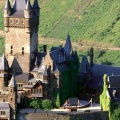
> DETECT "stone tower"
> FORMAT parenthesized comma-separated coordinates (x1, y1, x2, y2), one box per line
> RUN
(4, 0, 40, 73)
(0, 54, 9, 91)
(8, 75, 17, 120)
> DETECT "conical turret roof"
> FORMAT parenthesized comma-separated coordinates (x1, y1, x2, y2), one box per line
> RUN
(0, 54, 9, 71)
(33, 0, 40, 9)
(64, 34, 72, 57)
(4, 0, 11, 10)
(43, 66, 48, 76)
(26, 0, 32, 10)
(8, 75, 17, 87)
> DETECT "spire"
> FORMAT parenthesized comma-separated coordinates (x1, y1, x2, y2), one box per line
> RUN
(0, 53, 9, 71)
(64, 34, 72, 57)
(26, 0, 32, 10)
(4, 0, 11, 10)
(33, 0, 40, 9)
(8, 75, 17, 87)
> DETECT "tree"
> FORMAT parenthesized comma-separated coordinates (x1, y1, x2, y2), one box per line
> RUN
(30, 99, 42, 109)
(111, 108, 120, 120)
(42, 99, 53, 110)
(55, 92, 60, 108)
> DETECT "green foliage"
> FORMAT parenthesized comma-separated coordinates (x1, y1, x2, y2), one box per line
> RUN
(42, 99, 53, 110)
(0, 37, 4, 56)
(53, 90, 60, 108)
(111, 108, 120, 120)
(78, 49, 120, 67)
(30, 99, 42, 109)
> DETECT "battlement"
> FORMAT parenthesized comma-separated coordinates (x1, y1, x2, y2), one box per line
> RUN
(4, 0, 40, 31)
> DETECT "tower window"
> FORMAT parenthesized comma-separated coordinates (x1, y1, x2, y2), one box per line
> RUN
(22, 47, 24, 54)
(21, 20, 24, 24)
(11, 98, 12, 101)
(16, 19, 19, 24)
(11, 89, 13, 93)
(10, 46, 13, 54)
(10, 19, 13, 24)
(11, 45, 13, 49)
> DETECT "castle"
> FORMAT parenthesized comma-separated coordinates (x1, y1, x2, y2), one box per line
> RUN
(0, 0, 79, 119)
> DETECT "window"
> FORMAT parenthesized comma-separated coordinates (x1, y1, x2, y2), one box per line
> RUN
(11, 98, 13, 101)
(22, 47, 24, 54)
(10, 45, 13, 54)
(21, 20, 24, 24)
(39, 89, 42, 94)
(10, 19, 13, 24)
(3, 99, 5, 102)
(11, 89, 13, 93)
(16, 19, 19, 24)
(1, 111, 5, 115)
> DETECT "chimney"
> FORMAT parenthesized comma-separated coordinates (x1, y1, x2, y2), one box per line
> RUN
(90, 47, 94, 67)
(43, 45, 47, 53)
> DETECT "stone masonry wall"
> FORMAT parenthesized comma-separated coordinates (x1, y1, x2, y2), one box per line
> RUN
(26, 111, 109, 120)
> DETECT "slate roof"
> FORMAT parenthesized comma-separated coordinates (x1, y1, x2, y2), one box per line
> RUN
(68, 98, 78, 106)
(86, 64, 120, 89)
(26, 0, 32, 10)
(4, 0, 11, 10)
(33, 0, 40, 9)
(8, 75, 17, 87)
(28, 78, 37, 83)
(15, 73, 30, 83)
(13, 0, 27, 12)
(109, 75, 120, 88)
(107, 88, 120, 100)
(64, 34, 72, 58)
(79, 55, 90, 74)
(0, 54, 9, 70)
(0, 102, 10, 109)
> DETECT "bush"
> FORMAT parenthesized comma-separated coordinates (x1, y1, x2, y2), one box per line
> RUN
(42, 99, 53, 110)
(111, 108, 120, 120)
(30, 99, 42, 109)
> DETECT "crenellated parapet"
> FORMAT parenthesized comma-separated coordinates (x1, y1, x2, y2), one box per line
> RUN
(4, 0, 40, 33)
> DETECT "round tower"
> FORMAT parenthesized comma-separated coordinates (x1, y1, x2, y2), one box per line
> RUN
(8, 75, 17, 120)
(0, 54, 9, 91)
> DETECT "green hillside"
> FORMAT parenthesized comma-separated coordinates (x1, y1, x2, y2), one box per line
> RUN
(40, 0, 120, 46)
(0, 0, 120, 46)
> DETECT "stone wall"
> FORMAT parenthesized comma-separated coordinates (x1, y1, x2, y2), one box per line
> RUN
(25, 111, 109, 120)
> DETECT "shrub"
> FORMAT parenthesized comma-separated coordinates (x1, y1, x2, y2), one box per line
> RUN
(30, 99, 42, 109)
(111, 108, 120, 120)
(42, 99, 53, 110)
